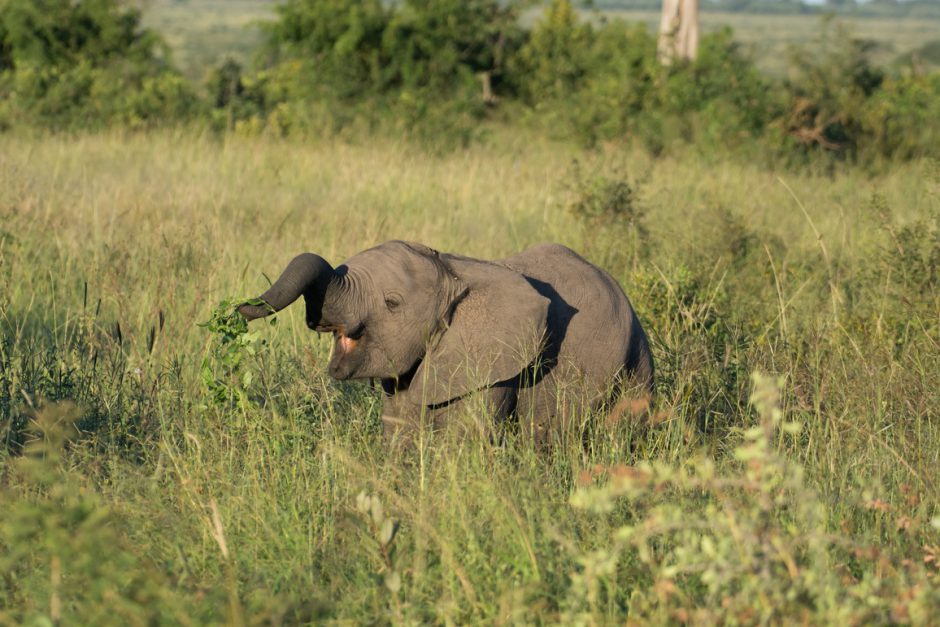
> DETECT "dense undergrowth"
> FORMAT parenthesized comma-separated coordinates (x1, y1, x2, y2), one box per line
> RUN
(1, 0, 939, 167)
(0, 132, 937, 623)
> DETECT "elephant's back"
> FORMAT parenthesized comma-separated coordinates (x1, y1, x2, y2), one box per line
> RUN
(502, 243, 653, 393)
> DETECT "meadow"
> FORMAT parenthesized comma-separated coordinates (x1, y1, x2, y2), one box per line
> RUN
(1, 128, 938, 623)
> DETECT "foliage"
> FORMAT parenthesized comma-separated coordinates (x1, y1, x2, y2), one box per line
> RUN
(509, 13, 777, 154)
(659, 27, 779, 151)
(207, 0, 525, 145)
(1, 1, 939, 166)
(263, 0, 389, 98)
(511, 13, 661, 145)
(198, 297, 271, 410)
(565, 163, 649, 273)
(860, 73, 940, 162)
(383, 0, 523, 94)
(569, 374, 940, 623)
(510, 0, 595, 104)
(777, 18, 884, 160)
(0, 0, 197, 129)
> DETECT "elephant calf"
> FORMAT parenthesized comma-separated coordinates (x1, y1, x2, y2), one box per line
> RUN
(239, 241, 653, 442)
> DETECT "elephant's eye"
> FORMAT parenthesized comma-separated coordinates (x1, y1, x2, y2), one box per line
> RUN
(384, 294, 403, 311)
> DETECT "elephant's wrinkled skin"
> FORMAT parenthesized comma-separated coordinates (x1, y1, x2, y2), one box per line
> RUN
(239, 241, 653, 442)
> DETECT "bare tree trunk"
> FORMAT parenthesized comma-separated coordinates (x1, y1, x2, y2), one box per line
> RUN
(658, 0, 699, 65)
(677, 0, 699, 62)
(479, 71, 497, 105)
(657, 0, 680, 65)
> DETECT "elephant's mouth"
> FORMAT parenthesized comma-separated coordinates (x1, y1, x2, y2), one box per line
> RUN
(337, 334, 358, 352)
(328, 323, 366, 380)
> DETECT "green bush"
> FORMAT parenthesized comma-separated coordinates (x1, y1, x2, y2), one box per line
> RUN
(658, 27, 778, 152)
(776, 18, 885, 161)
(2, 0, 939, 170)
(512, 13, 938, 164)
(509, 0, 595, 104)
(569, 374, 940, 624)
(219, 0, 523, 145)
(383, 0, 523, 97)
(509, 7, 774, 153)
(0, 0, 197, 129)
(861, 73, 940, 161)
(263, 0, 390, 98)
(512, 14, 660, 146)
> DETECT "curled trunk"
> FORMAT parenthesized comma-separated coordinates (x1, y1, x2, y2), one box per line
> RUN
(238, 253, 338, 330)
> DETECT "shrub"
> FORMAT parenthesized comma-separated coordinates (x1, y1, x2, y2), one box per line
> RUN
(776, 18, 885, 161)
(568, 374, 940, 623)
(860, 73, 940, 161)
(383, 0, 524, 98)
(262, 0, 390, 98)
(510, 12, 774, 153)
(510, 0, 596, 104)
(527, 17, 661, 146)
(0, 0, 197, 129)
(237, 0, 523, 144)
(657, 27, 778, 153)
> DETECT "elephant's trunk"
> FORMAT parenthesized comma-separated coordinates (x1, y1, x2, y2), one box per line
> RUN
(238, 253, 337, 330)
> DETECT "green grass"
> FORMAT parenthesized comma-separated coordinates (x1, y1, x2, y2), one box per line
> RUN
(0, 129, 937, 622)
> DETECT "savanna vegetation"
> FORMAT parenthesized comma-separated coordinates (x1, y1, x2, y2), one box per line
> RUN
(1, 0, 939, 624)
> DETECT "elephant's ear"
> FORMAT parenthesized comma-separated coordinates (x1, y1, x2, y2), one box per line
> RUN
(411, 257, 550, 407)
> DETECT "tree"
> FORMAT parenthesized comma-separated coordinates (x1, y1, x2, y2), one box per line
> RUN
(512, 0, 594, 103)
(657, 0, 699, 65)
(383, 0, 523, 102)
(263, 0, 390, 97)
(0, 0, 195, 129)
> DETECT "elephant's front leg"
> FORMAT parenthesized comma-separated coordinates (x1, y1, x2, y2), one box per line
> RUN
(379, 383, 517, 445)
(427, 385, 517, 442)
(379, 384, 423, 445)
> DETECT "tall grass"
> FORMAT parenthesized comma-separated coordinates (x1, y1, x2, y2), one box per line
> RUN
(1, 130, 938, 623)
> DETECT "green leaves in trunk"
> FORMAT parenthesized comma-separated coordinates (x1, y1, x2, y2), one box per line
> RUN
(198, 298, 273, 410)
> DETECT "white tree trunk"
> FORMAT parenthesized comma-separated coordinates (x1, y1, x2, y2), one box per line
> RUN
(658, 0, 699, 65)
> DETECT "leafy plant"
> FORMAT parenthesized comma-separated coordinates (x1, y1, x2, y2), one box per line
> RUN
(566, 163, 650, 273)
(510, 0, 594, 104)
(568, 373, 940, 623)
(0, 0, 197, 129)
(198, 298, 272, 409)
(263, 0, 390, 98)
(777, 18, 885, 160)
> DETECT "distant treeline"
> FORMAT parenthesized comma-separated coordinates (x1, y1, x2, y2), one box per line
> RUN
(1, 0, 939, 167)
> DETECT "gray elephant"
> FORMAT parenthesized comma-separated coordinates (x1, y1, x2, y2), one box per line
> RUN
(239, 241, 653, 443)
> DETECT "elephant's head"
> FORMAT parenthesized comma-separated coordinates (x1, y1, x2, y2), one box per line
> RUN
(239, 241, 549, 404)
